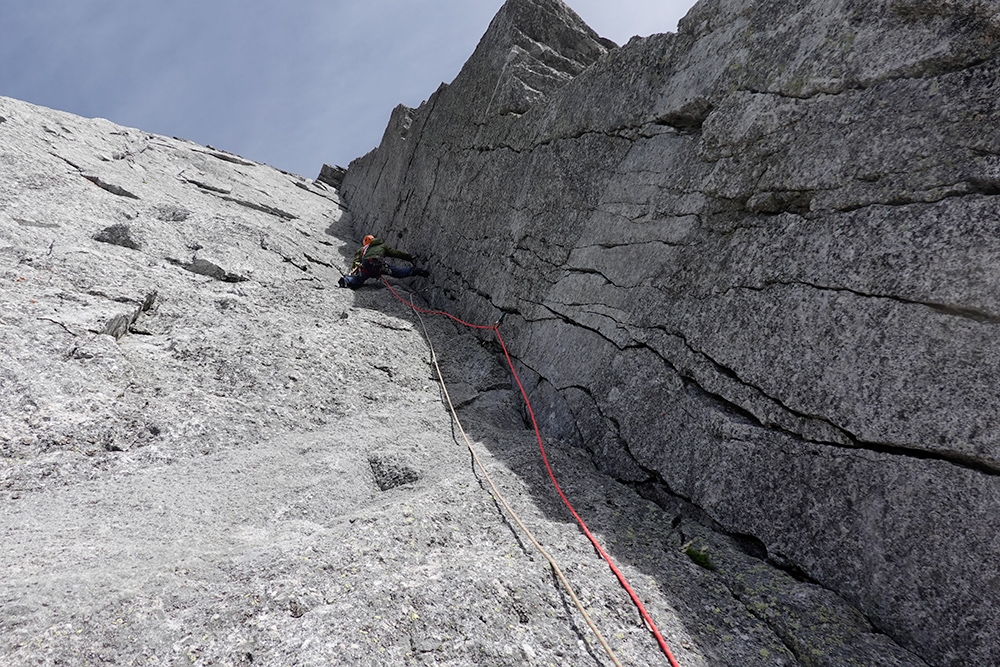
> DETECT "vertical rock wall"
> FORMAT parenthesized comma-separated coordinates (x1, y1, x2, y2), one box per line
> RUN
(341, 0, 1000, 664)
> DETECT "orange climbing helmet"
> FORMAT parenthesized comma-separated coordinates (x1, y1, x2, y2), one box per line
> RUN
(363, 234, 375, 245)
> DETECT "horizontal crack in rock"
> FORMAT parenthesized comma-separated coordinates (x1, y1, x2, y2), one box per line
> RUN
(183, 177, 231, 194)
(82, 174, 139, 199)
(49, 152, 82, 171)
(535, 300, 1000, 475)
(659, 325, 1000, 476)
(739, 54, 997, 101)
(218, 195, 297, 220)
(465, 122, 656, 155)
(834, 182, 1000, 213)
(730, 279, 1000, 325)
(194, 147, 256, 166)
(303, 253, 333, 268)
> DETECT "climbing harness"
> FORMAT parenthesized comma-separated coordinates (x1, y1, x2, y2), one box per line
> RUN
(381, 277, 682, 667)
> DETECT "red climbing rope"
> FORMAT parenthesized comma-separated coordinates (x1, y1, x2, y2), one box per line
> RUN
(381, 278, 682, 667)
(380, 286, 499, 331)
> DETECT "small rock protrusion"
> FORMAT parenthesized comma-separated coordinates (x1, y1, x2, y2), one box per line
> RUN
(656, 97, 715, 133)
(288, 598, 308, 618)
(93, 223, 141, 250)
(166, 257, 247, 283)
(316, 164, 347, 189)
(368, 454, 420, 491)
(99, 291, 157, 340)
(154, 205, 191, 222)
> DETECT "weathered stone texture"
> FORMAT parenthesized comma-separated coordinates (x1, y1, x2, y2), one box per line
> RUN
(11, 90, 930, 667)
(5, 94, 720, 667)
(341, 0, 1000, 664)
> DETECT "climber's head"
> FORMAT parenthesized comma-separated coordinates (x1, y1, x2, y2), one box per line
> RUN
(363, 234, 375, 246)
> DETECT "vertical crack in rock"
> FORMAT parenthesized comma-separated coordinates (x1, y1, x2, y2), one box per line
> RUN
(555, 381, 652, 481)
(633, 477, 927, 666)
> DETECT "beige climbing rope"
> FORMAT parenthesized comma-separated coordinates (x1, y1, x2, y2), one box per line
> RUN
(403, 293, 625, 667)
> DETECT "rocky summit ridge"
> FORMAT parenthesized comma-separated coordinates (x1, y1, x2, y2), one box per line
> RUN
(342, 0, 1000, 665)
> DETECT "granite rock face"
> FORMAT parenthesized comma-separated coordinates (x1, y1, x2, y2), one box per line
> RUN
(1, 95, 686, 667)
(341, 0, 1000, 664)
(3, 95, 932, 666)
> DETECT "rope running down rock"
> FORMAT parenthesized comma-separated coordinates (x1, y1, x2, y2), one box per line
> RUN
(382, 277, 681, 667)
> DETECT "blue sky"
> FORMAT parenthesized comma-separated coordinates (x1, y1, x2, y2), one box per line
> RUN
(0, 1, 698, 178)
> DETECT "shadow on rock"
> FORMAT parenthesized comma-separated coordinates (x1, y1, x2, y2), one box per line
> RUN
(350, 279, 929, 667)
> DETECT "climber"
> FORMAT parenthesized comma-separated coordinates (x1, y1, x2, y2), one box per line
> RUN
(338, 234, 428, 289)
